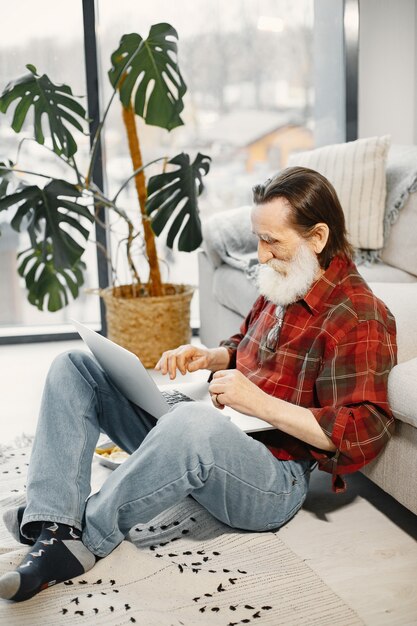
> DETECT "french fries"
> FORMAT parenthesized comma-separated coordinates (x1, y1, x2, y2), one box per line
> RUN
(95, 446, 115, 455)
(95, 444, 129, 462)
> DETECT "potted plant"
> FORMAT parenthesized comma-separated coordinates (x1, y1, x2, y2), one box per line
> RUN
(0, 23, 211, 366)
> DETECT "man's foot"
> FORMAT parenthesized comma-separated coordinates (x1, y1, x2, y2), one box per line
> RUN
(0, 522, 97, 602)
(3, 505, 37, 546)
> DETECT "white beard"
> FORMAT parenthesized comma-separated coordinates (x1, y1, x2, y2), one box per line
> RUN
(256, 241, 321, 306)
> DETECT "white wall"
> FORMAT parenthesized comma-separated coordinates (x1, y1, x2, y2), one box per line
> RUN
(359, 0, 417, 144)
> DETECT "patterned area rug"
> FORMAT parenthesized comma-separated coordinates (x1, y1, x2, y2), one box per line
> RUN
(0, 438, 363, 625)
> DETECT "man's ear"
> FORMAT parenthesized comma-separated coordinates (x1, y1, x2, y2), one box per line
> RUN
(310, 223, 330, 254)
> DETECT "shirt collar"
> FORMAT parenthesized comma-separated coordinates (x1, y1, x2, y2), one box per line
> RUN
(301, 255, 351, 315)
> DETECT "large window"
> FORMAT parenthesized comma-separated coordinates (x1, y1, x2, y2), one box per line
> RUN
(0, 1, 100, 337)
(0, 0, 350, 339)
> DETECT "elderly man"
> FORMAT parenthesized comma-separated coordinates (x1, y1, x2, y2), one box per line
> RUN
(0, 167, 396, 602)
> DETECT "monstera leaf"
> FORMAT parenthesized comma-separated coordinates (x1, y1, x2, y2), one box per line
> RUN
(146, 153, 211, 252)
(0, 178, 93, 310)
(0, 178, 93, 267)
(108, 24, 187, 131)
(0, 64, 87, 158)
(17, 243, 86, 312)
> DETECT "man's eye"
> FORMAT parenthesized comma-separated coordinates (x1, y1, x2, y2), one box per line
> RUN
(257, 235, 279, 244)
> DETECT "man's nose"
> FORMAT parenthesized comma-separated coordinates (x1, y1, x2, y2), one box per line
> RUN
(257, 240, 274, 264)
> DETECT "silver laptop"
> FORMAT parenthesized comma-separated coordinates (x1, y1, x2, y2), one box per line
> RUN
(72, 319, 274, 434)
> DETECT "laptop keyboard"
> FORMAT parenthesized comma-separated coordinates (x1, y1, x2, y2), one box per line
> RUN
(161, 389, 194, 406)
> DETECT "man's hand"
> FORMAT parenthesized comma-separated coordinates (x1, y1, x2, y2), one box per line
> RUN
(209, 370, 337, 452)
(208, 369, 267, 415)
(155, 345, 230, 380)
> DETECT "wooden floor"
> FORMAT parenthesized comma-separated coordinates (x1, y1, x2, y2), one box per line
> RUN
(283, 472, 417, 625)
(1, 339, 416, 625)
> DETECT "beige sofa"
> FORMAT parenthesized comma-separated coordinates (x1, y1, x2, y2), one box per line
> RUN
(198, 143, 417, 516)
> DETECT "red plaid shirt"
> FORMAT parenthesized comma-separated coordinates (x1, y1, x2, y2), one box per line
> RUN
(219, 255, 397, 492)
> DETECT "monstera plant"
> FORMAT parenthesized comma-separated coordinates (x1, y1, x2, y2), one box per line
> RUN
(0, 24, 210, 365)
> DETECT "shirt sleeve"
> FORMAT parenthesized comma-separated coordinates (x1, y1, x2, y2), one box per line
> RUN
(218, 295, 266, 368)
(309, 318, 397, 488)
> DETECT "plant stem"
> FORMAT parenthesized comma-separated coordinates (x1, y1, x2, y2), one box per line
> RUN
(92, 189, 142, 285)
(85, 44, 145, 188)
(120, 84, 163, 297)
(0, 166, 52, 181)
(70, 155, 83, 187)
(112, 157, 165, 204)
(85, 87, 118, 187)
(126, 221, 141, 286)
(91, 188, 131, 223)
(14, 137, 84, 186)
(91, 238, 119, 286)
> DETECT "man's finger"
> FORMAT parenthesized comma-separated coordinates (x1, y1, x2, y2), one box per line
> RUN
(156, 355, 168, 374)
(167, 355, 178, 379)
(175, 348, 195, 375)
(211, 392, 225, 409)
(161, 355, 171, 375)
(211, 369, 229, 379)
(208, 382, 226, 397)
(187, 356, 205, 372)
(176, 354, 188, 375)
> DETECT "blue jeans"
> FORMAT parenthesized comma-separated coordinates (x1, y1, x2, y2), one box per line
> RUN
(21, 351, 313, 557)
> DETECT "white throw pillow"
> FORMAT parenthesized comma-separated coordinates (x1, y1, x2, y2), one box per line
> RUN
(287, 136, 391, 250)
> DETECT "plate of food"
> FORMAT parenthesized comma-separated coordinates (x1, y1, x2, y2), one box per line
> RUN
(94, 440, 130, 469)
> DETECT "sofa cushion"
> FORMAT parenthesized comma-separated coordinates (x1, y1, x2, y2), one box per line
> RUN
(387, 358, 417, 428)
(288, 135, 390, 251)
(213, 264, 258, 319)
(380, 144, 417, 278)
(369, 282, 417, 364)
(382, 191, 417, 278)
(202, 205, 257, 271)
(358, 262, 417, 284)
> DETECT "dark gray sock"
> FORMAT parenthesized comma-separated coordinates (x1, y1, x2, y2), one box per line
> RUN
(0, 522, 97, 602)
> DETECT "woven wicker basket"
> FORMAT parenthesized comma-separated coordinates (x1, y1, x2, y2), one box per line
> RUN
(100, 283, 194, 368)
